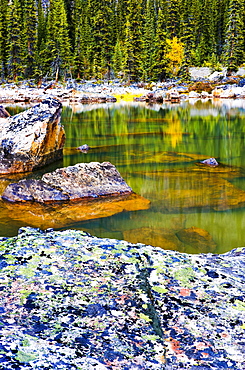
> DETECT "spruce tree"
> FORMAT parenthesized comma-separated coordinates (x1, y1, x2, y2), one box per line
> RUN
(223, 0, 244, 72)
(124, 0, 143, 81)
(141, 0, 156, 81)
(179, 0, 195, 80)
(23, 0, 38, 79)
(7, 0, 25, 81)
(112, 39, 124, 78)
(74, 0, 94, 79)
(152, 2, 168, 81)
(44, 0, 72, 80)
(196, 0, 216, 64)
(0, 0, 9, 80)
(89, 0, 115, 79)
(167, 0, 180, 38)
(214, 0, 226, 58)
(114, 0, 127, 42)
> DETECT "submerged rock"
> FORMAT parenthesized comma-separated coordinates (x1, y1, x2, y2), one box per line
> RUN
(2, 162, 133, 202)
(0, 98, 65, 174)
(135, 152, 245, 212)
(176, 226, 217, 252)
(123, 226, 185, 251)
(0, 227, 244, 369)
(3, 193, 150, 228)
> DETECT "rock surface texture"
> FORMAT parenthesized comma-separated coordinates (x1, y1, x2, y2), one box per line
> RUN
(0, 105, 10, 118)
(0, 98, 65, 174)
(0, 227, 244, 369)
(2, 162, 133, 202)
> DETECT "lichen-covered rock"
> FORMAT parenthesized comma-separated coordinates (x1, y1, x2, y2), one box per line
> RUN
(0, 98, 65, 174)
(0, 227, 244, 369)
(2, 179, 69, 202)
(2, 162, 133, 202)
(176, 226, 217, 252)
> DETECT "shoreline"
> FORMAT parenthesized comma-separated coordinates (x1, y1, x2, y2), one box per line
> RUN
(1, 75, 245, 106)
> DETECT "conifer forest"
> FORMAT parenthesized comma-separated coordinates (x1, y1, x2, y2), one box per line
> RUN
(0, 0, 244, 83)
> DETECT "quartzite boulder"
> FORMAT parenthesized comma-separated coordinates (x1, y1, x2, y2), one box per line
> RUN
(0, 98, 65, 174)
(2, 162, 133, 202)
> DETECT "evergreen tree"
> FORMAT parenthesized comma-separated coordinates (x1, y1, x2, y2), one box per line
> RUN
(114, 0, 127, 42)
(141, 0, 156, 81)
(23, 0, 38, 78)
(63, 0, 76, 49)
(167, 0, 180, 38)
(179, 0, 196, 80)
(0, 0, 9, 80)
(35, 0, 48, 83)
(124, 0, 143, 81)
(89, 0, 115, 79)
(223, 0, 244, 71)
(215, 0, 227, 58)
(152, 2, 168, 81)
(112, 39, 124, 78)
(74, 0, 94, 79)
(196, 0, 216, 64)
(7, 0, 25, 81)
(44, 0, 72, 79)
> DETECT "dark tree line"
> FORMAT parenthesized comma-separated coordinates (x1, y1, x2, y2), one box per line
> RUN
(0, 0, 244, 83)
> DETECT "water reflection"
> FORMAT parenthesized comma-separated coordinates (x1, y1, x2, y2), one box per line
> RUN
(1, 100, 245, 254)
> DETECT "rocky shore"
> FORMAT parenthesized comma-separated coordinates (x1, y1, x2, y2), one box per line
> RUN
(1, 67, 245, 105)
(0, 227, 244, 369)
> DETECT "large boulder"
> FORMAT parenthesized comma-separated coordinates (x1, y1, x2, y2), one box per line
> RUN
(0, 98, 65, 174)
(2, 162, 133, 202)
(0, 227, 244, 369)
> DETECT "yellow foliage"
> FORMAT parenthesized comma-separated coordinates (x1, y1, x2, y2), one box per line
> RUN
(165, 37, 184, 77)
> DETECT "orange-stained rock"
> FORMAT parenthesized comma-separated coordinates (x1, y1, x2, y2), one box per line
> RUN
(123, 227, 185, 251)
(3, 193, 150, 229)
(0, 98, 65, 174)
(176, 226, 217, 252)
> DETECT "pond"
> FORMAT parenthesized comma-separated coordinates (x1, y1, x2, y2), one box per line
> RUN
(1, 99, 245, 254)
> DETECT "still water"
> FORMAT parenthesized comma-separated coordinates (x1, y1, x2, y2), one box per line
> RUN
(1, 99, 245, 254)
